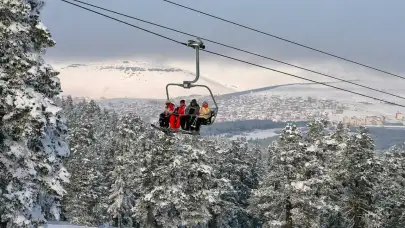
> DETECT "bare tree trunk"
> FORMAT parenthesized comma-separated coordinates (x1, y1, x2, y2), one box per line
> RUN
(146, 206, 159, 228)
(112, 217, 119, 227)
(285, 196, 293, 228)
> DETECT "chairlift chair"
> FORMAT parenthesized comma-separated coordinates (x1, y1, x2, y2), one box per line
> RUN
(165, 38, 218, 131)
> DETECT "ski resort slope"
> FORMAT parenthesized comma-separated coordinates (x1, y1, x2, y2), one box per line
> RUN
(54, 58, 405, 111)
(55, 60, 236, 99)
(54, 59, 348, 100)
(248, 77, 405, 119)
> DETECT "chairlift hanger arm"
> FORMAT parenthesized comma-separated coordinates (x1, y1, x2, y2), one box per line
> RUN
(187, 38, 205, 49)
(184, 38, 205, 85)
(165, 38, 218, 125)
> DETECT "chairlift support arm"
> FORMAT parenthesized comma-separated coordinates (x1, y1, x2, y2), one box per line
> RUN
(184, 38, 205, 86)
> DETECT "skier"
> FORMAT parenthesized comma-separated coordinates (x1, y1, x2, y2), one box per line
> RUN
(175, 100, 187, 130)
(185, 99, 200, 131)
(195, 101, 211, 131)
(159, 100, 174, 128)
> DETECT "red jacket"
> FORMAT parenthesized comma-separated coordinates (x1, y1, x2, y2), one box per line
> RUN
(177, 105, 186, 116)
(164, 103, 175, 115)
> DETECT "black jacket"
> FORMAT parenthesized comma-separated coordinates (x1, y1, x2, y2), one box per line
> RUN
(186, 104, 200, 115)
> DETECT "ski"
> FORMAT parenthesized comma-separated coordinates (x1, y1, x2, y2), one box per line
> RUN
(150, 124, 199, 135)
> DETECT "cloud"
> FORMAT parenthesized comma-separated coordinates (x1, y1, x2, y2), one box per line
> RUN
(42, 0, 405, 73)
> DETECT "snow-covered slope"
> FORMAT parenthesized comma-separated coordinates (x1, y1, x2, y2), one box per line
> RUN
(56, 60, 236, 99)
(248, 78, 405, 120)
(55, 59, 362, 100)
(56, 58, 405, 103)
(56, 58, 405, 121)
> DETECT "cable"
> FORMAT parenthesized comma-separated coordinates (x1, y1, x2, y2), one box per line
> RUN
(202, 49, 405, 108)
(162, 0, 405, 80)
(60, 0, 405, 109)
(59, 0, 187, 47)
(68, 0, 405, 101)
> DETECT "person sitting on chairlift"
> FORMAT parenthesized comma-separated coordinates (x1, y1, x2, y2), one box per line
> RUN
(195, 101, 210, 132)
(159, 100, 174, 128)
(175, 100, 187, 130)
(185, 99, 200, 131)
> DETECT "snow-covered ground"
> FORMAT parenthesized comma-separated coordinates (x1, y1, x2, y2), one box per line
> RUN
(55, 60, 236, 99)
(47, 221, 94, 228)
(53, 57, 405, 103)
(248, 78, 405, 121)
(229, 128, 281, 140)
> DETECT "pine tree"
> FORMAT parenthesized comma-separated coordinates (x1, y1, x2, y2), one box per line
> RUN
(133, 133, 231, 228)
(0, 0, 70, 226)
(305, 118, 328, 143)
(339, 126, 383, 228)
(318, 122, 350, 227)
(93, 109, 119, 225)
(249, 123, 330, 227)
(108, 114, 144, 227)
(60, 99, 121, 226)
(378, 145, 405, 227)
(62, 100, 99, 225)
(209, 138, 263, 228)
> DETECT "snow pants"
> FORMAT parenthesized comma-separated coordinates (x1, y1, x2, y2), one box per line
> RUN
(185, 115, 197, 131)
(179, 116, 187, 130)
(159, 113, 169, 127)
(169, 115, 177, 129)
(195, 118, 208, 131)
(170, 115, 186, 130)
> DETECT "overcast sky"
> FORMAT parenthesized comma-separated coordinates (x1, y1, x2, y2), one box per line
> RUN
(41, 0, 405, 73)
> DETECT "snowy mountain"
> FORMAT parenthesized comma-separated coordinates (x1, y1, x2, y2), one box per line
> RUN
(56, 59, 405, 117)
(56, 60, 237, 99)
(57, 59, 405, 139)
(55, 59, 354, 100)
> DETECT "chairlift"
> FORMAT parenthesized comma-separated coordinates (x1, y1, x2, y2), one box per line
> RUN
(152, 38, 218, 135)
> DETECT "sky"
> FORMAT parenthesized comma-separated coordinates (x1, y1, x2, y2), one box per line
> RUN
(41, 0, 405, 74)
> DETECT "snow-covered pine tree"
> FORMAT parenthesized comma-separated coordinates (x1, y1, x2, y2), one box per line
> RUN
(93, 108, 119, 224)
(107, 114, 145, 227)
(301, 119, 355, 227)
(319, 122, 350, 227)
(377, 145, 405, 227)
(304, 118, 332, 170)
(60, 99, 120, 225)
(62, 100, 103, 225)
(0, 0, 70, 226)
(249, 123, 329, 227)
(208, 138, 263, 228)
(329, 122, 350, 146)
(305, 118, 328, 143)
(60, 96, 74, 118)
(80, 100, 112, 223)
(338, 126, 383, 228)
(133, 133, 231, 228)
